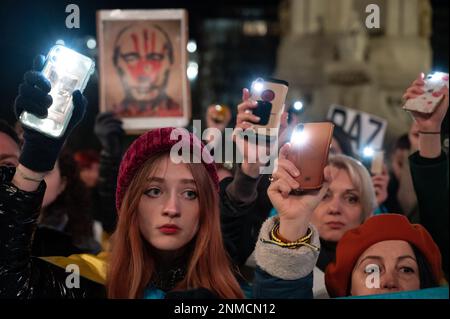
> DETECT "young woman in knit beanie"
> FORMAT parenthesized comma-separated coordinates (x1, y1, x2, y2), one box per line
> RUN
(107, 127, 244, 298)
(1, 124, 244, 299)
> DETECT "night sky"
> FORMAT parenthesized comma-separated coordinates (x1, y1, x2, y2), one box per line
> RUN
(0, 0, 447, 142)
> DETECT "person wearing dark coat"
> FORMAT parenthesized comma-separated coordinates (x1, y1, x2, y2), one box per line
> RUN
(403, 73, 449, 279)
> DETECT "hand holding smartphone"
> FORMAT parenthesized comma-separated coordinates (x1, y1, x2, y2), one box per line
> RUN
(19, 45, 95, 138)
(249, 77, 289, 138)
(287, 122, 335, 191)
(403, 72, 449, 114)
(361, 149, 384, 176)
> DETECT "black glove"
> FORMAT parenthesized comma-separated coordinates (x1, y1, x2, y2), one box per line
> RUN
(94, 112, 124, 157)
(15, 55, 87, 172)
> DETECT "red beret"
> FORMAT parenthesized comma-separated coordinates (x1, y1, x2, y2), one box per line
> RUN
(115, 127, 219, 212)
(325, 214, 443, 297)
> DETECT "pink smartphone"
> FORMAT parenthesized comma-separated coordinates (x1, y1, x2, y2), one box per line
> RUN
(287, 122, 335, 191)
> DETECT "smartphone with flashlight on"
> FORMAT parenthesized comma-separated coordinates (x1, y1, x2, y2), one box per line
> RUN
(361, 148, 384, 176)
(19, 45, 95, 138)
(287, 122, 334, 192)
(403, 71, 449, 114)
(249, 77, 289, 138)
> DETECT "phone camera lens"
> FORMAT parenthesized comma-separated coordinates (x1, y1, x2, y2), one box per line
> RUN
(261, 89, 275, 102)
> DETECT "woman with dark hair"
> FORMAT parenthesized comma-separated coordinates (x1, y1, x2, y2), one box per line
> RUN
(0, 119, 20, 167)
(74, 150, 100, 188)
(326, 214, 446, 297)
(32, 150, 100, 256)
(1, 118, 99, 256)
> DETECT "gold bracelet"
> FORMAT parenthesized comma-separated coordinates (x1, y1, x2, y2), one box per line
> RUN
(261, 218, 319, 251)
(276, 225, 312, 243)
(271, 218, 312, 243)
(15, 167, 45, 183)
(260, 237, 320, 251)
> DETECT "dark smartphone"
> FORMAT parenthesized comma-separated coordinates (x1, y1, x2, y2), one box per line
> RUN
(253, 100, 272, 125)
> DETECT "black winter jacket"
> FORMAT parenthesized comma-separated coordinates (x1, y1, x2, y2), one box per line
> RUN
(0, 166, 105, 298)
(409, 151, 449, 278)
(0, 166, 219, 299)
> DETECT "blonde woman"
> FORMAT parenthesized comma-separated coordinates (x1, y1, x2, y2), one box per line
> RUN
(254, 148, 377, 298)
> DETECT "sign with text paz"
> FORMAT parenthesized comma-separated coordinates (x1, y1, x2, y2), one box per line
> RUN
(327, 105, 387, 156)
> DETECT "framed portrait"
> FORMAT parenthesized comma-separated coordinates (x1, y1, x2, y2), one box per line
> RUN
(97, 9, 190, 133)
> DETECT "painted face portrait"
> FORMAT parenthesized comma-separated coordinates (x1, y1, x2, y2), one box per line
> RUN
(113, 24, 180, 115)
(99, 11, 192, 128)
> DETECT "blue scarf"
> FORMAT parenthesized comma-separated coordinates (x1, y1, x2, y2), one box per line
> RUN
(143, 285, 166, 299)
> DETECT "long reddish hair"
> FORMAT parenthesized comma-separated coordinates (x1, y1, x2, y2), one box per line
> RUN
(107, 152, 244, 298)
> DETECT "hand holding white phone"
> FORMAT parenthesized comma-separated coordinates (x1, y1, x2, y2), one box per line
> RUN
(403, 72, 449, 114)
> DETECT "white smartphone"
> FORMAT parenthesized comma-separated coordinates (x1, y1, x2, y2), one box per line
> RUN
(20, 45, 95, 138)
(403, 72, 449, 114)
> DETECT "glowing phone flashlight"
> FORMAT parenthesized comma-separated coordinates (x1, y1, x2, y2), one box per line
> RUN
(363, 146, 375, 158)
(427, 72, 447, 83)
(424, 71, 449, 92)
(19, 45, 95, 138)
(362, 147, 384, 175)
(290, 124, 309, 146)
(293, 101, 303, 111)
(252, 78, 264, 92)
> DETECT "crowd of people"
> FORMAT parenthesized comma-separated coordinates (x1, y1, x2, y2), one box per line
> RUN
(0, 55, 448, 299)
